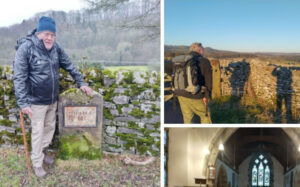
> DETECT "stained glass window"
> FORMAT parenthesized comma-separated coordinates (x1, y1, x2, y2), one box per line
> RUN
(264, 166, 270, 186)
(250, 153, 272, 187)
(258, 162, 264, 186)
(252, 165, 258, 185)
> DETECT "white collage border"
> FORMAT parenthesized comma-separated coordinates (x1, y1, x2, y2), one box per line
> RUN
(159, 1, 300, 187)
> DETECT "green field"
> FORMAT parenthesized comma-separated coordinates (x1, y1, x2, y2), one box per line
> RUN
(104, 66, 149, 72)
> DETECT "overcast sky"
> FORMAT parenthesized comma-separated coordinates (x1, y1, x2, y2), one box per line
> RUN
(0, 0, 87, 27)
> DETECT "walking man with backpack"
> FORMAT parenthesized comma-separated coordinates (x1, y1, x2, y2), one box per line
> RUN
(172, 43, 212, 124)
(13, 16, 93, 177)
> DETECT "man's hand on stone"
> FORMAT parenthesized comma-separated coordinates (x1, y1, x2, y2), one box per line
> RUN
(21, 106, 33, 118)
(80, 86, 93, 96)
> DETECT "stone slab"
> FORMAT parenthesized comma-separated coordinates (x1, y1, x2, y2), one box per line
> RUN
(58, 89, 103, 148)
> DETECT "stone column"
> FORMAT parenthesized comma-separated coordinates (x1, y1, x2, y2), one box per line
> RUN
(210, 59, 221, 99)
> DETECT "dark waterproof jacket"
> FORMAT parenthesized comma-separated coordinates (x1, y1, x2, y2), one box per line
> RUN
(173, 51, 212, 99)
(13, 29, 87, 109)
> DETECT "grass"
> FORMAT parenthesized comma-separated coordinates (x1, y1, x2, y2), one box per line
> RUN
(104, 66, 149, 72)
(0, 148, 160, 187)
(210, 96, 268, 123)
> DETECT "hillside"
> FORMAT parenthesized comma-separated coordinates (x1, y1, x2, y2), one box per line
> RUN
(0, 1, 160, 68)
(165, 45, 300, 62)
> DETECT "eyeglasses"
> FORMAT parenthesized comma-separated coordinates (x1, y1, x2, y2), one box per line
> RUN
(44, 32, 56, 39)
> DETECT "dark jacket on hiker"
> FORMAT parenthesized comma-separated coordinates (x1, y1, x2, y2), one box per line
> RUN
(13, 29, 87, 109)
(173, 51, 212, 99)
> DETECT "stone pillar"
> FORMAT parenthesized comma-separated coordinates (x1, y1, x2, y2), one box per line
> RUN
(210, 59, 221, 99)
(58, 88, 103, 149)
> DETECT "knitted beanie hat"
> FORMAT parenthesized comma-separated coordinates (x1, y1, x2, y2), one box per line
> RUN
(37, 16, 56, 34)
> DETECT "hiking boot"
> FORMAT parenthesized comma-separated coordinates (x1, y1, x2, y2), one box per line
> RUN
(33, 166, 47, 178)
(43, 152, 54, 165)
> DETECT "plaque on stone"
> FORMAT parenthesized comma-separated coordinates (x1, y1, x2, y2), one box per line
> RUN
(58, 88, 103, 148)
(64, 106, 98, 127)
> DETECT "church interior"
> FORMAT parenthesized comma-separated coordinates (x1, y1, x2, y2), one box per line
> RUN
(164, 128, 300, 187)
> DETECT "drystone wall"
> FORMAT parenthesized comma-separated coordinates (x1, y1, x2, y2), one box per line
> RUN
(211, 58, 300, 119)
(0, 65, 160, 156)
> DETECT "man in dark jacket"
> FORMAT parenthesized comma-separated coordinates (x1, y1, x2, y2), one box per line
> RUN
(175, 43, 212, 123)
(13, 16, 93, 177)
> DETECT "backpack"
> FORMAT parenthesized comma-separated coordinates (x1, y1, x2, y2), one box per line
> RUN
(172, 55, 203, 94)
(15, 37, 28, 51)
(14, 37, 34, 65)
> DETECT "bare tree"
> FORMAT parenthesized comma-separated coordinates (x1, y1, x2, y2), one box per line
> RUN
(84, 0, 129, 11)
(83, 0, 160, 40)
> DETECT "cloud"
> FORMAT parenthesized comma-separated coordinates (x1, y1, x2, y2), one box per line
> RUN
(0, 0, 87, 27)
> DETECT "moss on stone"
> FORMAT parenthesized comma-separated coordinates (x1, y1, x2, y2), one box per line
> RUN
(128, 121, 139, 130)
(124, 90, 131, 96)
(146, 111, 160, 119)
(60, 88, 93, 104)
(61, 88, 78, 95)
(3, 81, 14, 96)
(5, 98, 17, 107)
(153, 84, 160, 97)
(0, 108, 9, 118)
(15, 127, 22, 133)
(59, 69, 76, 92)
(87, 67, 102, 80)
(82, 132, 101, 149)
(108, 143, 122, 149)
(115, 133, 137, 140)
(3, 66, 12, 75)
(103, 86, 117, 102)
(129, 108, 145, 118)
(115, 133, 137, 149)
(136, 144, 148, 154)
(0, 136, 4, 144)
(102, 69, 116, 79)
(153, 122, 160, 129)
(0, 130, 29, 146)
(93, 82, 102, 91)
(0, 99, 4, 106)
(58, 135, 102, 160)
(115, 121, 160, 155)
(103, 108, 114, 120)
(0, 119, 13, 127)
(116, 105, 123, 115)
(137, 137, 154, 145)
(13, 135, 25, 145)
(122, 72, 134, 84)
(155, 141, 160, 150)
(132, 100, 140, 105)
(136, 136, 155, 155)
(151, 104, 160, 112)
